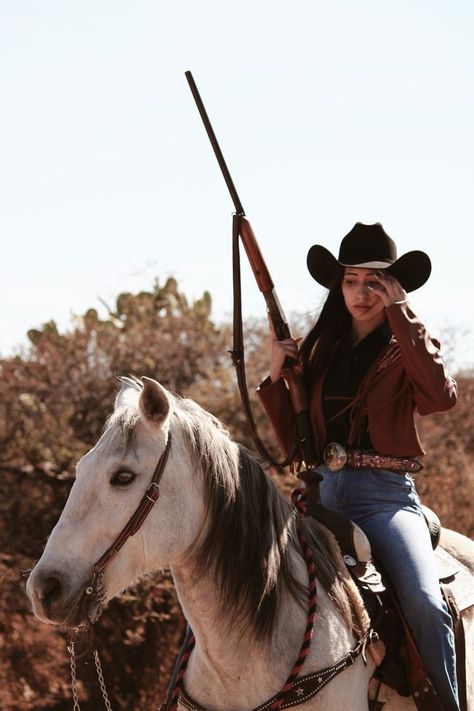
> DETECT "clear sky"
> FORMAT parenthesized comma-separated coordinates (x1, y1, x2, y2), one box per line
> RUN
(1, 1, 473, 370)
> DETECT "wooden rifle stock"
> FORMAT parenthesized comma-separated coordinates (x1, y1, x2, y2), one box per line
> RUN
(238, 217, 291, 342)
(185, 70, 316, 466)
(238, 218, 311, 423)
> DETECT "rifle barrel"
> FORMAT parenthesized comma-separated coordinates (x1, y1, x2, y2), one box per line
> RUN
(185, 71, 245, 216)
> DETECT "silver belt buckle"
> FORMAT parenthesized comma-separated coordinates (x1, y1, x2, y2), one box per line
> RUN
(323, 442, 348, 472)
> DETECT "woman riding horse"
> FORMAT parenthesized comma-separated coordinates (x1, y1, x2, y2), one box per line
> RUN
(258, 222, 459, 710)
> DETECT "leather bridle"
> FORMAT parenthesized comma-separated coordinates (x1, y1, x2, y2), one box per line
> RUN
(84, 432, 172, 622)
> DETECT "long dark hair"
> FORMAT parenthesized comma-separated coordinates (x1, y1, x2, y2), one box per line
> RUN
(299, 274, 351, 386)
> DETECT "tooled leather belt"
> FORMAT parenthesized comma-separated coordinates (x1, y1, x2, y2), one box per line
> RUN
(323, 442, 422, 474)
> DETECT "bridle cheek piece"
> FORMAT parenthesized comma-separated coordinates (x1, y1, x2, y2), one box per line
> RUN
(84, 432, 172, 622)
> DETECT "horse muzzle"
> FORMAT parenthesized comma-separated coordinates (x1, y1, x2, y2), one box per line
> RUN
(26, 565, 101, 627)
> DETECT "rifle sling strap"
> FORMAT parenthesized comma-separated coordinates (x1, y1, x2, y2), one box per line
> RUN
(231, 213, 300, 467)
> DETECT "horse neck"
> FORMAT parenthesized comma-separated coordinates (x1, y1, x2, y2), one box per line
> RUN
(167, 438, 306, 677)
(171, 550, 360, 708)
(165, 421, 362, 703)
(170, 547, 310, 694)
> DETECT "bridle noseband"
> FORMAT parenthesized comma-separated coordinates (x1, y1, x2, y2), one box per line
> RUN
(84, 432, 172, 622)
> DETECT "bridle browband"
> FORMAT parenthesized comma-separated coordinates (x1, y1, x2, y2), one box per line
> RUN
(84, 431, 172, 622)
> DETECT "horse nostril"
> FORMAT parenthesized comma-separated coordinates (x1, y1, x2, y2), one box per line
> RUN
(40, 574, 64, 611)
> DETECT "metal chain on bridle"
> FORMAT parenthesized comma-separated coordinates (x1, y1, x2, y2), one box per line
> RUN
(65, 432, 172, 710)
(68, 640, 113, 711)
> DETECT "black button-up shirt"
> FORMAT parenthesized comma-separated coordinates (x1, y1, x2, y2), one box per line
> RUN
(321, 321, 392, 449)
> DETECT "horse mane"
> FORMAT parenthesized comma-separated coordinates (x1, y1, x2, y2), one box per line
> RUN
(113, 379, 368, 643)
(173, 395, 368, 643)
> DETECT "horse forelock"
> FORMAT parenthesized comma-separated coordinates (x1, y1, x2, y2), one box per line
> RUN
(97, 394, 141, 457)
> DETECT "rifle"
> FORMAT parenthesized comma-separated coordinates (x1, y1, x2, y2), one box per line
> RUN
(185, 70, 316, 468)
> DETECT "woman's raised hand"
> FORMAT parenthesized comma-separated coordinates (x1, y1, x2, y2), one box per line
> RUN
(268, 315, 301, 383)
(370, 271, 408, 307)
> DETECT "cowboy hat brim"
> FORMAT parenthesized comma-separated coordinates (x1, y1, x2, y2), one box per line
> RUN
(307, 245, 431, 293)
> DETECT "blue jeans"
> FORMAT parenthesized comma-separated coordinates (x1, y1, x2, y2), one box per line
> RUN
(319, 465, 459, 711)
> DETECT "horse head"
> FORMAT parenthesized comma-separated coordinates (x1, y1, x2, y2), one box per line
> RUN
(26, 376, 207, 627)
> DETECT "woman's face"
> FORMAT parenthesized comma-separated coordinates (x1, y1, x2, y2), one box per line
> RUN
(341, 267, 386, 324)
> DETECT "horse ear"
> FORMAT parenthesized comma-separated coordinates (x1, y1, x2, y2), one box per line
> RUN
(139, 377, 170, 428)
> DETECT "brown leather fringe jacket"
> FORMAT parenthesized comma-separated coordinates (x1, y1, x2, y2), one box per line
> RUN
(257, 302, 457, 465)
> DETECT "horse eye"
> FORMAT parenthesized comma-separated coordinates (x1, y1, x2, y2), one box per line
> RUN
(110, 470, 137, 487)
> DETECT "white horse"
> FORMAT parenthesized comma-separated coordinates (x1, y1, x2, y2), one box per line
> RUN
(26, 377, 473, 710)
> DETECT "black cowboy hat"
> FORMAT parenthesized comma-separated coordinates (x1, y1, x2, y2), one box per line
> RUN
(307, 222, 431, 293)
